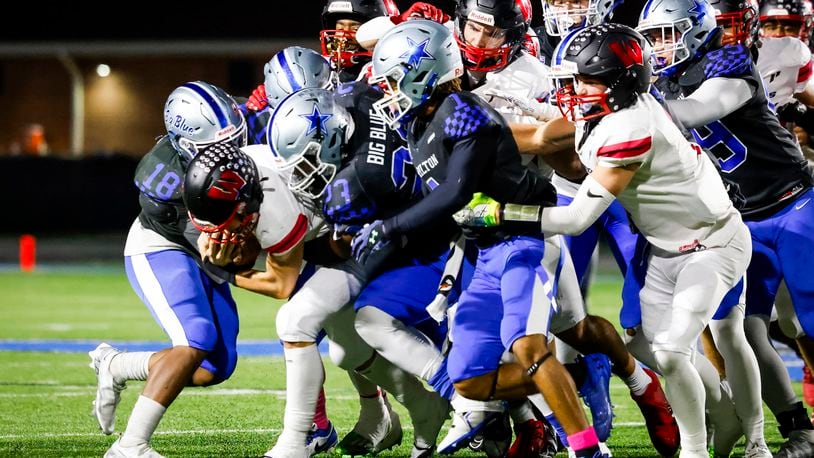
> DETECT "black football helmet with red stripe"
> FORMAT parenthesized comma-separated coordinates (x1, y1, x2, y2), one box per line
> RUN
(321, 0, 400, 69)
(550, 23, 652, 121)
(183, 142, 263, 240)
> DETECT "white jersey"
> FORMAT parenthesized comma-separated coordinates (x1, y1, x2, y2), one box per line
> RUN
(470, 52, 552, 125)
(756, 37, 812, 109)
(241, 145, 327, 255)
(577, 93, 742, 254)
(470, 52, 555, 172)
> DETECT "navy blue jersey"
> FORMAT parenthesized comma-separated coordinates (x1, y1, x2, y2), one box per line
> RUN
(324, 81, 457, 256)
(656, 44, 813, 219)
(324, 81, 421, 225)
(134, 137, 199, 253)
(244, 106, 271, 145)
(533, 26, 560, 67)
(384, 91, 556, 239)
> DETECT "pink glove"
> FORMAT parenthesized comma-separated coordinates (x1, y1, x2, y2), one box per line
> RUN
(245, 84, 267, 112)
(392, 2, 449, 24)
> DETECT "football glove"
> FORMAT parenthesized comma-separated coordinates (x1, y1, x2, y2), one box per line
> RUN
(453, 193, 502, 227)
(245, 84, 268, 112)
(778, 100, 814, 134)
(484, 89, 561, 122)
(393, 2, 449, 24)
(351, 220, 390, 265)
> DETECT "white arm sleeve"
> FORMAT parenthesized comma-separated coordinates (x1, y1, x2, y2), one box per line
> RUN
(666, 78, 753, 128)
(540, 175, 615, 235)
(356, 16, 396, 50)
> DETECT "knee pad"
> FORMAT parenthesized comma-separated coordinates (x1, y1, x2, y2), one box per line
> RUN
(654, 350, 690, 375)
(184, 317, 218, 353)
(275, 296, 322, 343)
(354, 306, 394, 350)
(327, 337, 373, 371)
(325, 307, 374, 370)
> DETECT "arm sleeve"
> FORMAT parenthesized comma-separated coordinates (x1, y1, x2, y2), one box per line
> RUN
(356, 16, 396, 50)
(539, 175, 616, 235)
(384, 134, 495, 235)
(666, 78, 754, 128)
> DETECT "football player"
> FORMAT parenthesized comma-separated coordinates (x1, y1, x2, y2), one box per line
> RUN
(353, 19, 608, 458)
(242, 46, 334, 145)
(192, 90, 448, 458)
(450, 2, 683, 456)
(455, 23, 756, 458)
(268, 86, 452, 458)
(637, 0, 814, 455)
(756, 0, 814, 419)
(89, 81, 248, 458)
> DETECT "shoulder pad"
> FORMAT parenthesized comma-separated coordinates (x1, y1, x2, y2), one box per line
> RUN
(701, 44, 753, 80)
(437, 92, 497, 141)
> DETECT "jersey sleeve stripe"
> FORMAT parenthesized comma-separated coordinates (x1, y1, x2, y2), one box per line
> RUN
(596, 137, 652, 159)
(798, 59, 813, 84)
(265, 213, 308, 255)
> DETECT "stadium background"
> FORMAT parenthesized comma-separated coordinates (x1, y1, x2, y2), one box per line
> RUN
(0, 1, 804, 456)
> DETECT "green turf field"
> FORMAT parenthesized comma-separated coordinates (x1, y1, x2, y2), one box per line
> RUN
(0, 270, 798, 457)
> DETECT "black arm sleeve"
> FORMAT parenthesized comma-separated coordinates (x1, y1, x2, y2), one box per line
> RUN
(384, 134, 495, 235)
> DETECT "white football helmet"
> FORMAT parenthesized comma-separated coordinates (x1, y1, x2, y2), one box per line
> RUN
(267, 88, 354, 199)
(163, 81, 247, 160)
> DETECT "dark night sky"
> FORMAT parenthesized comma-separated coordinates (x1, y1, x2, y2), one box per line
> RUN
(1, 1, 457, 41)
(1, 0, 643, 41)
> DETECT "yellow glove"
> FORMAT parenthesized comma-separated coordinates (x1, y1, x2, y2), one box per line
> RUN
(453, 192, 502, 227)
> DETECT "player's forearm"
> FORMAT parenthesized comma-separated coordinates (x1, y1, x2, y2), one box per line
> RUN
(234, 266, 298, 299)
(666, 78, 752, 128)
(538, 175, 615, 235)
(510, 118, 576, 156)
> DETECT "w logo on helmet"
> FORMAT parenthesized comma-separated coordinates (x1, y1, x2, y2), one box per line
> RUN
(207, 170, 246, 201)
(608, 39, 644, 68)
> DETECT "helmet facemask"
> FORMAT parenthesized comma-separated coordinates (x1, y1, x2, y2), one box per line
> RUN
(320, 29, 370, 69)
(638, 19, 693, 74)
(716, 9, 759, 46)
(543, 0, 596, 36)
(550, 72, 612, 122)
(276, 140, 339, 200)
(189, 202, 259, 245)
(370, 65, 430, 128)
(455, 17, 518, 72)
(176, 121, 248, 161)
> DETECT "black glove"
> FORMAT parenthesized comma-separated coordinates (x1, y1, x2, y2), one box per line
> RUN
(721, 176, 747, 210)
(778, 101, 814, 134)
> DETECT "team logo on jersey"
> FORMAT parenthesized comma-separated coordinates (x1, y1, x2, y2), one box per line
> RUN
(608, 39, 644, 68)
(400, 37, 435, 68)
(300, 105, 333, 137)
(207, 170, 246, 201)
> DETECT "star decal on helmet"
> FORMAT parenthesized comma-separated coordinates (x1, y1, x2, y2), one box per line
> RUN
(688, 0, 707, 22)
(400, 37, 435, 68)
(300, 105, 333, 137)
